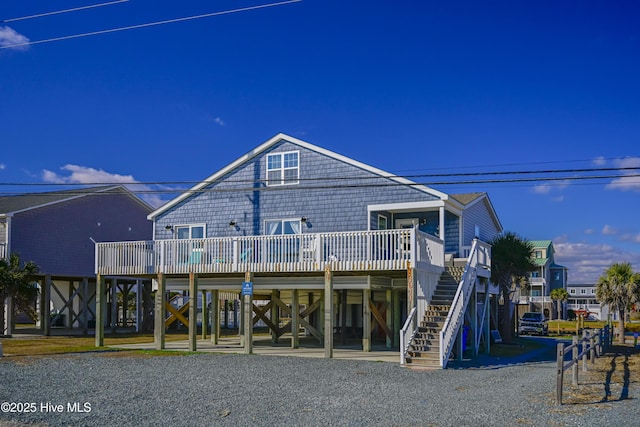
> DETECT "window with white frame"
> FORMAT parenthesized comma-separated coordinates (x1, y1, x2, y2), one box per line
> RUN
(265, 219, 301, 235)
(581, 289, 586, 294)
(267, 151, 299, 186)
(570, 289, 576, 294)
(175, 224, 205, 239)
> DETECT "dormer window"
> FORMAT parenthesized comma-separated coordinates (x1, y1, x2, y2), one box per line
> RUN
(267, 151, 299, 186)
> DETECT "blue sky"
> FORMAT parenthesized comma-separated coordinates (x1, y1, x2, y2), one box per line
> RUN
(1, 0, 639, 283)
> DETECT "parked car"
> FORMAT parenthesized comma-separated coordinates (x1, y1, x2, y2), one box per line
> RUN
(518, 312, 548, 336)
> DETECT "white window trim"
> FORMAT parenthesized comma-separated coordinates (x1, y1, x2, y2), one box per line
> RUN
(266, 150, 299, 186)
(264, 218, 303, 235)
(174, 223, 206, 239)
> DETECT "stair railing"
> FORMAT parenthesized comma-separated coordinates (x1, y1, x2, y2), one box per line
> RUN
(438, 239, 483, 368)
(400, 307, 417, 364)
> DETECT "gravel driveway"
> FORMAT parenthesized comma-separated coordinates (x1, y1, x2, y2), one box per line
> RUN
(0, 340, 638, 427)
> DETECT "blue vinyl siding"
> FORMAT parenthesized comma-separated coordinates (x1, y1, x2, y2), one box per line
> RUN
(461, 198, 500, 246)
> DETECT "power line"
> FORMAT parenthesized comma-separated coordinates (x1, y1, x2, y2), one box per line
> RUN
(0, 172, 638, 197)
(2, 1, 129, 23)
(0, 0, 303, 50)
(0, 165, 638, 187)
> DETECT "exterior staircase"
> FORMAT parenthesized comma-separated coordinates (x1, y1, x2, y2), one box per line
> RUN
(404, 267, 464, 368)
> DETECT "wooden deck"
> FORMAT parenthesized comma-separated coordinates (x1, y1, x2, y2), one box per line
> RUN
(95, 229, 445, 276)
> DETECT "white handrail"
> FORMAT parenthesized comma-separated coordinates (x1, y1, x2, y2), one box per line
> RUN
(400, 307, 417, 365)
(95, 229, 443, 276)
(438, 239, 487, 368)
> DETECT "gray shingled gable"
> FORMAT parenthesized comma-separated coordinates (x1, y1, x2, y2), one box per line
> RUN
(149, 133, 449, 219)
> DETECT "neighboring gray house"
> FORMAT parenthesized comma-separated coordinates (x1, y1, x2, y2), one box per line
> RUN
(516, 240, 568, 319)
(95, 133, 503, 367)
(567, 283, 611, 321)
(0, 185, 153, 335)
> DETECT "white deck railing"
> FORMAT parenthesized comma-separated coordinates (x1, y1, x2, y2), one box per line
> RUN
(400, 307, 418, 364)
(96, 228, 444, 276)
(0, 243, 6, 260)
(439, 238, 492, 368)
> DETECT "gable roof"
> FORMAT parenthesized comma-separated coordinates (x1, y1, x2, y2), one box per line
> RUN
(450, 192, 503, 232)
(149, 133, 452, 219)
(529, 240, 553, 249)
(0, 185, 152, 216)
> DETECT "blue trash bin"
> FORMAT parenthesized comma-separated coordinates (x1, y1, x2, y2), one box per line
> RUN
(462, 326, 469, 352)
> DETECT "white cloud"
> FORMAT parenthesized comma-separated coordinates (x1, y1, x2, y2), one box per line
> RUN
(592, 156, 607, 166)
(605, 156, 640, 192)
(0, 26, 30, 50)
(620, 233, 640, 243)
(584, 228, 595, 235)
(532, 184, 551, 194)
(554, 241, 640, 283)
(42, 164, 167, 207)
(532, 180, 569, 198)
(601, 224, 617, 235)
(0, 163, 5, 170)
(214, 117, 225, 126)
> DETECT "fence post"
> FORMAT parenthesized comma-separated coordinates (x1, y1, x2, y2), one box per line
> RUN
(582, 331, 588, 372)
(595, 333, 601, 357)
(572, 336, 579, 385)
(556, 342, 565, 405)
(590, 334, 596, 364)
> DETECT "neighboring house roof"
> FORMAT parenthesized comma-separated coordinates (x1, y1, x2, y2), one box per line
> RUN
(529, 240, 553, 250)
(150, 133, 463, 220)
(450, 192, 485, 205)
(532, 258, 548, 267)
(450, 192, 503, 232)
(550, 262, 567, 270)
(0, 185, 152, 216)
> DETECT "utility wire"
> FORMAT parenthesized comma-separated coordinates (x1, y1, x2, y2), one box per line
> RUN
(0, 0, 302, 50)
(2, 1, 129, 23)
(0, 165, 638, 187)
(0, 172, 638, 197)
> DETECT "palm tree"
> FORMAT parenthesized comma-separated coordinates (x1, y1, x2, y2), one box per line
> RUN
(489, 232, 536, 343)
(0, 253, 39, 336)
(596, 262, 640, 343)
(550, 288, 569, 320)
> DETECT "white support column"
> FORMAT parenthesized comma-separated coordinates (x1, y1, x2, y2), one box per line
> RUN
(201, 290, 208, 340)
(154, 274, 166, 350)
(363, 289, 371, 352)
(3, 296, 13, 336)
(386, 289, 392, 349)
(95, 275, 105, 347)
(439, 206, 445, 242)
(82, 277, 89, 335)
(135, 280, 142, 333)
(43, 275, 51, 336)
(324, 263, 333, 358)
(291, 289, 299, 349)
(188, 272, 198, 352)
(211, 290, 219, 344)
(243, 271, 253, 355)
(271, 289, 280, 343)
(110, 279, 117, 333)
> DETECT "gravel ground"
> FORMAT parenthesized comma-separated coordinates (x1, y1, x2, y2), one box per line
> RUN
(0, 343, 638, 427)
